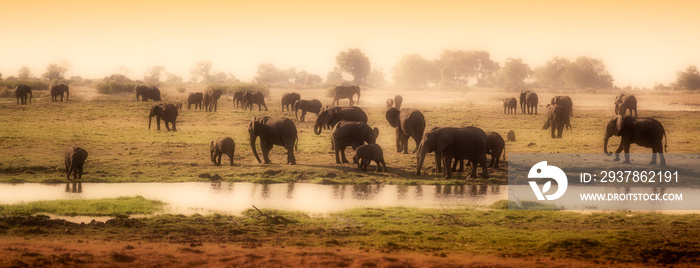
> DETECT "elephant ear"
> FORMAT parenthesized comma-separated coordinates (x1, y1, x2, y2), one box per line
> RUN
(385, 108, 399, 128)
(435, 130, 455, 154)
(615, 115, 624, 133)
(249, 117, 257, 133)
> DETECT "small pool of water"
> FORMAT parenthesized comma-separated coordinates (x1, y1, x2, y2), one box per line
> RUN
(0, 182, 507, 216)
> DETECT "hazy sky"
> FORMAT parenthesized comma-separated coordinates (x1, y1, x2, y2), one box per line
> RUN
(2, 0, 698, 87)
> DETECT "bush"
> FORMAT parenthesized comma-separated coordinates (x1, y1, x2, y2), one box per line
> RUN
(207, 82, 269, 96)
(0, 79, 50, 91)
(0, 87, 13, 98)
(96, 81, 137, 95)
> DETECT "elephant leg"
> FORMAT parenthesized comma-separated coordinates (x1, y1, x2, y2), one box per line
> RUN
(287, 145, 296, 165)
(650, 149, 658, 165)
(550, 122, 556, 138)
(402, 136, 410, 154)
(217, 153, 222, 165)
(335, 146, 342, 164)
(301, 111, 306, 122)
(443, 152, 453, 179)
(557, 126, 563, 138)
(622, 143, 631, 164)
(658, 151, 666, 166)
(172, 121, 177, 132)
(450, 160, 458, 172)
(395, 130, 402, 153)
(434, 153, 442, 173)
(480, 157, 490, 179)
(263, 103, 268, 111)
(229, 153, 234, 166)
(341, 148, 350, 163)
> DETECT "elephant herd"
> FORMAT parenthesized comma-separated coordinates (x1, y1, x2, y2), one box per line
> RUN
(503, 91, 667, 166)
(44, 82, 668, 182)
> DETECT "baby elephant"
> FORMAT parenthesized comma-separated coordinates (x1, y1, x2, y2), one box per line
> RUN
(507, 130, 516, 142)
(65, 146, 88, 181)
(210, 137, 235, 166)
(353, 144, 386, 172)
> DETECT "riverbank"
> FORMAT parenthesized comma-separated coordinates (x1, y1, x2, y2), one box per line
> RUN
(0, 207, 698, 266)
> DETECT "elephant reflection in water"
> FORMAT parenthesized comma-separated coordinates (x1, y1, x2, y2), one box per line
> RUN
(468, 185, 489, 196)
(65, 182, 82, 193)
(352, 184, 383, 200)
(396, 185, 409, 200)
(286, 183, 295, 199)
(210, 181, 222, 191)
(332, 185, 347, 199)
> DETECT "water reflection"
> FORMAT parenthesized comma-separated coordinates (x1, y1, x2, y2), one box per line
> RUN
(64, 182, 82, 193)
(0, 182, 508, 216)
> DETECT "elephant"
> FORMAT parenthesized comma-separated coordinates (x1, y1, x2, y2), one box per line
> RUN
(507, 130, 515, 142)
(187, 92, 204, 110)
(451, 131, 506, 171)
(248, 116, 298, 165)
(313, 106, 368, 135)
(15, 84, 32, 105)
(551, 96, 573, 116)
(50, 84, 69, 102)
(519, 91, 538, 114)
(614, 94, 638, 117)
(353, 143, 386, 172)
(604, 115, 666, 165)
(543, 104, 572, 139)
(281, 92, 301, 112)
(385, 108, 426, 154)
(503, 97, 517, 114)
(210, 137, 235, 166)
(65, 145, 88, 181)
(135, 85, 161, 102)
(332, 85, 361, 106)
(243, 91, 268, 111)
(293, 99, 323, 122)
(203, 89, 223, 112)
(416, 127, 489, 180)
(331, 120, 379, 164)
(386, 98, 394, 110)
(148, 103, 178, 131)
(394, 95, 403, 109)
(233, 91, 245, 109)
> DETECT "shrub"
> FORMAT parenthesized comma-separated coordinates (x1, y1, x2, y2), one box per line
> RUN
(176, 87, 186, 93)
(96, 81, 137, 95)
(0, 79, 50, 91)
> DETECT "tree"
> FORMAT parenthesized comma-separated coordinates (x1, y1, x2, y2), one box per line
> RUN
(164, 72, 183, 84)
(562, 56, 614, 89)
(436, 50, 473, 86)
(500, 58, 532, 90)
(18, 66, 32, 79)
(335, 48, 371, 84)
(676, 65, 700, 90)
(392, 54, 440, 88)
(190, 61, 212, 83)
(366, 67, 387, 88)
(254, 63, 282, 84)
(144, 65, 165, 84)
(42, 60, 71, 81)
(326, 70, 343, 84)
(534, 57, 570, 89)
(470, 51, 499, 86)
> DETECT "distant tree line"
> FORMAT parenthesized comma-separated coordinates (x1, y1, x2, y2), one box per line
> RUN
(3, 50, 699, 94)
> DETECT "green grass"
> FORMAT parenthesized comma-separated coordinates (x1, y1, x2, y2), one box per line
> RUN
(0, 196, 165, 216)
(1, 87, 699, 184)
(1, 207, 697, 264)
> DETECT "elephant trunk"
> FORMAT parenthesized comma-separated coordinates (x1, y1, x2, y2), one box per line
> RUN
(250, 135, 262, 163)
(603, 136, 612, 156)
(148, 115, 153, 130)
(416, 144, 427, 176)
(314, 123, 322, 135)
(356, 91, 361, 105)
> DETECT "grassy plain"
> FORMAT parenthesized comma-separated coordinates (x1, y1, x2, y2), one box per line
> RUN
(2, 86, 700, 266)
(1, 86, 699, 185)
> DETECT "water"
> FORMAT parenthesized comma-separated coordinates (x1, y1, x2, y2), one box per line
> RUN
(0, 182, 506, 216)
